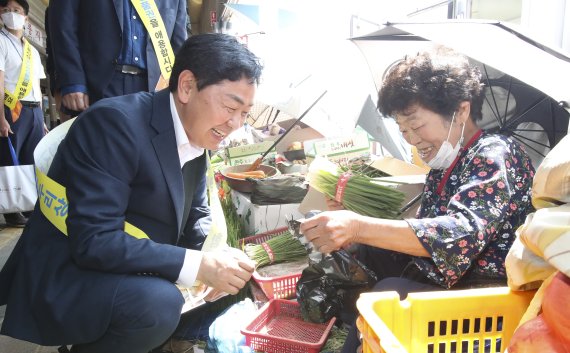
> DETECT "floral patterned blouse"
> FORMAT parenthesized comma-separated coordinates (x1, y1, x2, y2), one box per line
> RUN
(406, 132, 535, 288)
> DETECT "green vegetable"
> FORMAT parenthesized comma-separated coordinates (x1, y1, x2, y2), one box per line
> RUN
(320, 325, 349, 353)
(243, 232, 308, 268)
(309, 158, 405, 219)
(219, 180, 246, 248)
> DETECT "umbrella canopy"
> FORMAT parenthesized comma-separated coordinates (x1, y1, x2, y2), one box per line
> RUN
(352, 20, 570, 166)
(224, 3, 298, 31)
(253, 37, 410, 160)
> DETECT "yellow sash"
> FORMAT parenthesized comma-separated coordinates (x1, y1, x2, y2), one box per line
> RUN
(35, 166, 149, 239)
(4, 38, 33, 110)
(34, 117, 226, 248)
(130, 0, 175, 90)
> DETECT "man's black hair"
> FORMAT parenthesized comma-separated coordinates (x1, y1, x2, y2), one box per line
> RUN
(169, 33, 263, 92)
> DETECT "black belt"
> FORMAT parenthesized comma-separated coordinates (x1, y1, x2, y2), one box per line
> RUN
(116, 64, 146, 76)
(19, 101, 41, 108)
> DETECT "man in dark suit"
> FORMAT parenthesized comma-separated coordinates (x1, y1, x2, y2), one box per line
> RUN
(0, 33, 262, 353)
(48, 0, 188, 115)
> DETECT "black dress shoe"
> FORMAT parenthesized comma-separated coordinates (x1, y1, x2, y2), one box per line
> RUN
(3, 212, 28, 228)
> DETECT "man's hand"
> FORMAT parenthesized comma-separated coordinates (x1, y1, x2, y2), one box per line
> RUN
(0, 116, 12, 137)
(61, 92, 89, 113)
(196, 248, 255, 295)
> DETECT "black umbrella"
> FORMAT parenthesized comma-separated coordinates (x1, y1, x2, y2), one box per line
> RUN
(351, 20, 570, 166)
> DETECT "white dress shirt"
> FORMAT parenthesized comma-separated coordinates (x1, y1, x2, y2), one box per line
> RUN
(169, 93, 206, 288)
(0, 27, 46, 102)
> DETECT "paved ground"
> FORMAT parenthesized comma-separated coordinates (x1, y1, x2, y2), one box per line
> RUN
(0, 215, 60, 353)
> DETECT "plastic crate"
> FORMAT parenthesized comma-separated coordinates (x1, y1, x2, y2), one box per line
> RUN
(356, 287, 536, 353)
(241, 227, 305, 300)
(241, 299, 336, 353)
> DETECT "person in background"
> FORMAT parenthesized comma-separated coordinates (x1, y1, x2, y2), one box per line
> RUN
(0, 0, 46, 227)
(48, 0, 187, 116)
(0, 33, 262, 353)
(43, 5, 70, 124)
(300, 46, 536, 353)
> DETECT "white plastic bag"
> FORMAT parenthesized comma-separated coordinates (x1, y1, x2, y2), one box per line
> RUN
(207, 298, 258, 353)
(1, 139, 37, 212)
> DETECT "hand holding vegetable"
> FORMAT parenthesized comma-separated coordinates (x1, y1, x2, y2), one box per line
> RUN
(300, 210, 364, 254)
(196, 248, 256, 295)
(325, 197, 344, 211)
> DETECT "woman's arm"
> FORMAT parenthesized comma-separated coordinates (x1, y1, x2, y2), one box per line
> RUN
(300, 210, 430, 257)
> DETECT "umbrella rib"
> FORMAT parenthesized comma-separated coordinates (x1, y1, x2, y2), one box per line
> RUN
(482, 65, 502, 126)
(511, 131, 551, 151)
(511, 139, 548, 158)
(503, 77, 513, 123)
(506, 96, 549, 128)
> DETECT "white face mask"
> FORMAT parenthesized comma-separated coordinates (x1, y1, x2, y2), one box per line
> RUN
(1, 12, 26, 30)
(427, 112, 465, 170)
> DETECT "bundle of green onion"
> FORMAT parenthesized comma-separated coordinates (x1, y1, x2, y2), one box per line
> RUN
(308, 157, 406, 219)
(244, 232, 308, 268)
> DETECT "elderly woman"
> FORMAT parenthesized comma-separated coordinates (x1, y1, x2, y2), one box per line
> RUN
(300, 46, 535, 352)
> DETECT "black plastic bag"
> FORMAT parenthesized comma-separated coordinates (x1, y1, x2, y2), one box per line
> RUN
(250, 175, 308, 205)
(296, 249, 377, 323)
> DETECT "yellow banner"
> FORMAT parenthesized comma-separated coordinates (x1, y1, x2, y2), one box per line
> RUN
(130, 0, 175, 84)
(4, 39, 33, 110)
(35, 166, 149, 239)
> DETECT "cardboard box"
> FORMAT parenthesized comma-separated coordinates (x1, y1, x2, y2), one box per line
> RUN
(231, 190, 304, 234)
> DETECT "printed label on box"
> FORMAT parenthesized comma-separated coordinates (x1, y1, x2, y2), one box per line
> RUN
(228, 152, 276, 166)
(226, 141, 276, 166)
(304, 128, 371, 165)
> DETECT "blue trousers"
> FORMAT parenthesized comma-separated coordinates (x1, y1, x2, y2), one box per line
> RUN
(1, 105, 44, 166)
(95, 71, 148, 104)
(71, 276, 184, 353)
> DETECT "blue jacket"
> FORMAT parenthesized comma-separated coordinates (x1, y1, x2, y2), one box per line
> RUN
(0, 90, 211, 345)
(48, 0, 187, 101)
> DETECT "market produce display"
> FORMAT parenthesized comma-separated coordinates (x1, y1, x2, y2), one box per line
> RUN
(507, 272, 570, 352)
(243, 232, 308, 268)
(308, 157, 405, 219)
(225, 170, 266, 180)
(218, 179, 246, 248)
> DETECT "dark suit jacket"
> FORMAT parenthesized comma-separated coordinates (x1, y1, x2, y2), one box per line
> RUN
(0, 90, 211, 345)
(48, 0, 187, 102)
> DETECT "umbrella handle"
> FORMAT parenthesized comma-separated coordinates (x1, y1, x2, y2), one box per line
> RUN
(247, 90, 328, 172)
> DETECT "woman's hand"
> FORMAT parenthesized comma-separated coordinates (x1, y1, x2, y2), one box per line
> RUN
(300, 210, 363, 254)
(325, 197, 344, 211)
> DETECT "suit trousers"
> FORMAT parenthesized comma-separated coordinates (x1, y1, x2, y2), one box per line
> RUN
(1, 105, 44, 166)
(71, 275, 184, 353)
(97, 72, 148, 104)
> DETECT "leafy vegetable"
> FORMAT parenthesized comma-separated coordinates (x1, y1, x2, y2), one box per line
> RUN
(308, 157, 405, 219)
(243, 232, 308, 268)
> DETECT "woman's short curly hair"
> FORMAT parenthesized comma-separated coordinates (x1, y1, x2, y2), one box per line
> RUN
(377, 45, 485, 122)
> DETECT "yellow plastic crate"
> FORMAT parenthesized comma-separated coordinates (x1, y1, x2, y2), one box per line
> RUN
(356, 287, 535, 353)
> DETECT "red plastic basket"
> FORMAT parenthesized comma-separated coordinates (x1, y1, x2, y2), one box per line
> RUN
(241, 227, 306, 300)
(241, 299, 336, 353)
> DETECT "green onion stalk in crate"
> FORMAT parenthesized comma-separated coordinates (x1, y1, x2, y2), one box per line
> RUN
(308, 157, 406, 219)
(243, 232, 308, 268)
